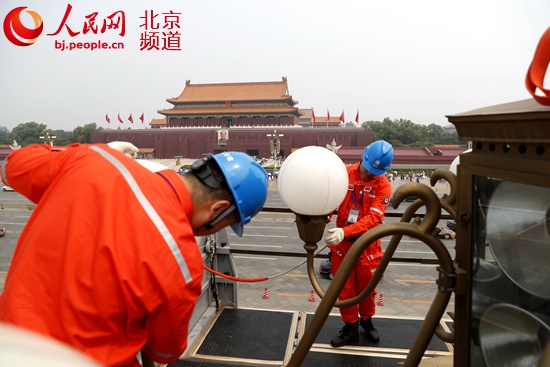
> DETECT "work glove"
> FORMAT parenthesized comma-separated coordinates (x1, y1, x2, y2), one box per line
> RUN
(325, 228, 345, 245)
(107, 141, 138, 159)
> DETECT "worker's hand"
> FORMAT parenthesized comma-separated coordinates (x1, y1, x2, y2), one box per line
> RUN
(107, 141, 138, 159)
(325, 228, 345, 245)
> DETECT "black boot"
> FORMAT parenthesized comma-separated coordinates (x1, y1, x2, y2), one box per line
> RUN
(360, 317, 380, 343)
(330, 322, 359, 347)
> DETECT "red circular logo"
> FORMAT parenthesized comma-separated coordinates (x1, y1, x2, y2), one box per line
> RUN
(3, 6, 43, 47)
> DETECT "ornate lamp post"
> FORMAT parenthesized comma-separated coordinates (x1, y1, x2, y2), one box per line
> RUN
(278, 145, 348, 244)
(266, 130, 284, 166)
(279, 145, 457, 367)
(39, 132, 56, 146)
(448, 98, 550, 366)
(277, 146, 349, 366)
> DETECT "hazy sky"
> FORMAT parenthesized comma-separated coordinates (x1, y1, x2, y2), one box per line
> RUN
(1, 0, 549, 132)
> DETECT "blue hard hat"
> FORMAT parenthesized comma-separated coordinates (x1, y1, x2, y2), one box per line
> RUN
(210, 152, 268, 236)
(362, 140, 394, 175)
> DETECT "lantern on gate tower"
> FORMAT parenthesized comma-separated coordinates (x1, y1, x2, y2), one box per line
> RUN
(448, 98, 550, 367)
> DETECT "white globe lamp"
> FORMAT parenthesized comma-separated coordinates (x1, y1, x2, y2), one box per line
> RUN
(278, 146, 348, 245)
(278, 146, 348, 215)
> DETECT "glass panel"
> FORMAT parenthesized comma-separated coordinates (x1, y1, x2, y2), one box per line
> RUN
(471, 177, 550, 367)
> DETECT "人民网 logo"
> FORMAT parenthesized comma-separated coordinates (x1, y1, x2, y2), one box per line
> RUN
(3, 6, 43, 46)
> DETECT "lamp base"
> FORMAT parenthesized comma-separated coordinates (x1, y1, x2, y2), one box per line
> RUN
(295, 214, 328, 246)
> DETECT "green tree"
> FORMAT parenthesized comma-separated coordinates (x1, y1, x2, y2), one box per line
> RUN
(53, 129, 74, 146)
(441, 131, 463, 145)
(362, 118, 399, 141)
(362, 118, 464, 146)
(0, 126, 11, 145)
(10, 121, 48, 147)
(394, 118, 423, 145)
(424, 123, 445, 143)
(73, 123, 103, 143)
(410, 141, 433, 147)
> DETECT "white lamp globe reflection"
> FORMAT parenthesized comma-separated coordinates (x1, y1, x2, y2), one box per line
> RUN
(0, 323, 102, 366)
(278, 146, 348, 216)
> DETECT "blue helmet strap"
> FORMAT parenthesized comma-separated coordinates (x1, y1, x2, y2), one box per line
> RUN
(191, 159, 237, 231)
(191, 158, 225, 190)
(195, 204, 237, 232)
(191, 158, 239, 232)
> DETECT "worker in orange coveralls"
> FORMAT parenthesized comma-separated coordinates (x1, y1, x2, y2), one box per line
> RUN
(325, 140, 394, 347)
(0, 142, 268, 367)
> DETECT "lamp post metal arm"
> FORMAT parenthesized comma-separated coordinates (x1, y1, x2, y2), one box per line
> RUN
(288, 179, 457, 367)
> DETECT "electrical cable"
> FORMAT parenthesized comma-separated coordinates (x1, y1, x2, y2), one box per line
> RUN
(203, 243, 329, 282)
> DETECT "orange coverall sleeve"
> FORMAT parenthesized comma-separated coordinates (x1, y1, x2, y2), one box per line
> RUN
(2, 143, 83, 203)
(141, 280, 201, 364)
(341, 176, 392, 239)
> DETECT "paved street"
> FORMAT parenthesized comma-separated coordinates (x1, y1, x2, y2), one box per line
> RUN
(0, 175, 456, 324)
(0, 189, 34, 294)
(225, 177, 455, 321)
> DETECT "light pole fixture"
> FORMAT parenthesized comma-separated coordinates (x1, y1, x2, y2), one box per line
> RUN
(39, 132, 56, 146)
(278, 145, 348, 365)
(279, 145, 457, 367)
(278, 145, 352, 296)
(448, 98, 550, 366)
(266, 130, 284, 160)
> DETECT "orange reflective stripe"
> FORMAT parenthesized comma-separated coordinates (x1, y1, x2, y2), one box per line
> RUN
(148, 348, 180, 360)
(90, 146, 193, 283)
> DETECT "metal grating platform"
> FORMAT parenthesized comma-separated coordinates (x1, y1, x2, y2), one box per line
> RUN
(197, 308, 294, 360)
(301, 351, 403, 367)
(168, 307, 453, 367)
(305, 313, 450, 351)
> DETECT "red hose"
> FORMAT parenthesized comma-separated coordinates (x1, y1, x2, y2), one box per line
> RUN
(203, 265, 268, 283)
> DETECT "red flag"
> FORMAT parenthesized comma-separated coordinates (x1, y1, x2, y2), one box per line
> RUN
(327, 110, 330, 121)
(128, 114, 134, 123)
(311, 109, 316, 123)
(355, 110, 359, 124)
(105, 114, 111, 123)
(139, 113, 144, 123)
(118, 114, 123, 123)
(339, 111, 345, 123)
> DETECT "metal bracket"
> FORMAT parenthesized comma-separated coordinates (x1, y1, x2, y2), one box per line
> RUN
(436, 266, 455, 292)
(205, 235, 216, 255)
